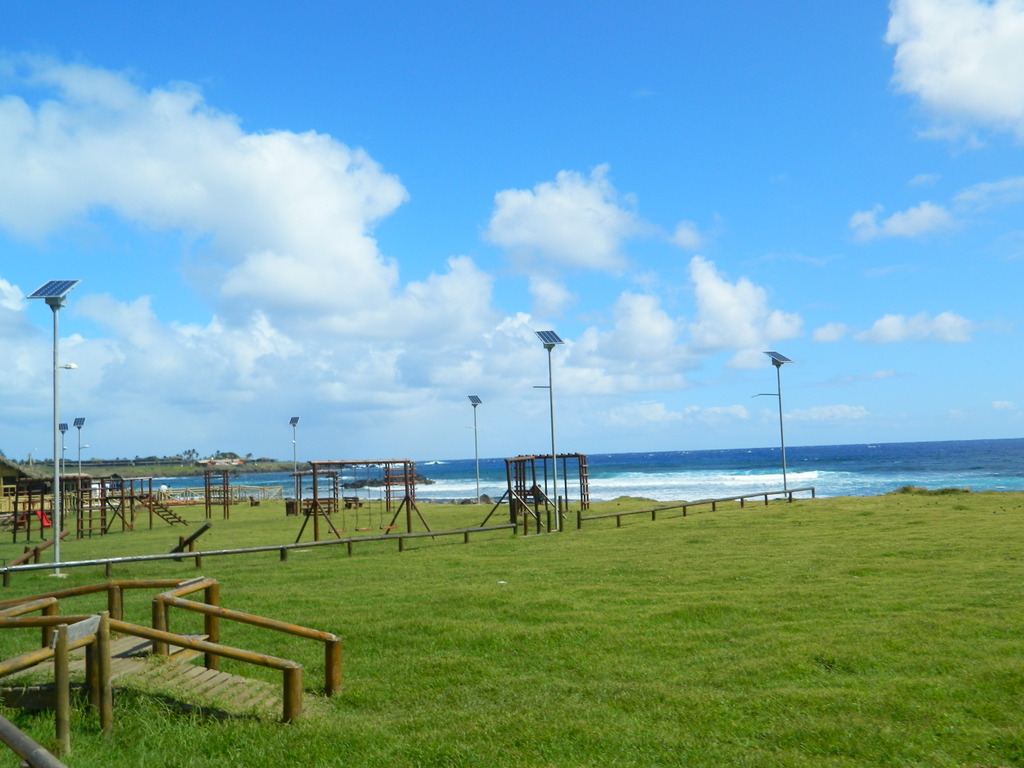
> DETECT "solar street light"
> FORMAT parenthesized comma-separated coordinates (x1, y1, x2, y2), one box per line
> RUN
(74, 418, 86, 477)
(59, 422, 68, 479)
(289, 417, 300, 474)
(760, 351, 793, 492)
(468, 396, 482, 502)
(534, 330, 564, 531)
(28, 279, 80, 575)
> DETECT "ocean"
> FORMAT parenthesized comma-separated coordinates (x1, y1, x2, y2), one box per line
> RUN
(157, 438, 1024, 503)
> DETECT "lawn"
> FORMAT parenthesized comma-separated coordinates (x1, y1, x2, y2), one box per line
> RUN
(0, 491, 1022, 767)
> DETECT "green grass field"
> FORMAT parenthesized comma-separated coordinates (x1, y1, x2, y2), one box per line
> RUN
(1, 491, 1022, 767)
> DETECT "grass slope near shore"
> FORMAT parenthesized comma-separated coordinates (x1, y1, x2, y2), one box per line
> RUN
(1, 492, 1022, 767)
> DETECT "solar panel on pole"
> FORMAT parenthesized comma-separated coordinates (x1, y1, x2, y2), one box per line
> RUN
(764, 351, 793, 365)
(535, 330, 564, 347)
(28, 280, 80, 300)
(29, 279, 81, 576)
(535, 330, 565, 531)
(762, 351, 793, 491)
(468, 397, 482, 500)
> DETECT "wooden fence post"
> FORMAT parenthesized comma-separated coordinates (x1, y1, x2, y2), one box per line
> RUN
(324, 638, 342, 697)
(53, 624, 70, 756)
(282, 666, 303, 723)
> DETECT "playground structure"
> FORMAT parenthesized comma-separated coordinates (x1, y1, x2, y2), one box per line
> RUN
(292, 460, 431, 542)
(4, 471, 283, 546)
(7, 475, 189, 544)
(481, 453, 591, 534)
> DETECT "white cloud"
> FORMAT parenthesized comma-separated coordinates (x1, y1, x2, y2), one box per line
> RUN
(0, 56, 416, 337)
(0, 278, 24, 312)
(528, 275, 575, 318)
(788, 405, 870, 422)
(992, 400, 1017, 411)
(601, 401, 748, 428)
(670, 220, 705, 251)
(856, 310, 976, 342)
(686, 256, 802, 365)
(954, 175, 1024, 209)
(812, 322, 850, 342)
(849, 201, 955, 241)
(887, 0, 1024, 138)
(485, 164, 639, 271)
(568, 291, 690, 390)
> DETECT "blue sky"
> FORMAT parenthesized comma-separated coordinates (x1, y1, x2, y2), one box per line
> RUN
(1, 0, 1023, 464)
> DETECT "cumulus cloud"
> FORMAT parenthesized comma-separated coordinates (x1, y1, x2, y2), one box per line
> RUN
(856, 310, 976, 342)
(670, 220, 705, 251)
(992, 400, 1017, 410)
(0, 55, 421, 336)
(0, 56, 525, 457)
(788, 405, 870, 422)
(485, 164, 639, 271)
(812, 322, 850, 342)
(528, 274, 575, 318)
(887, 0, 1024, 138)
(568, 291, 690, 391)
(0, 278, 24, 312)
(686, 256, 802, 365)
(601, 401, 749, 428)
(849, 201, 955, 241)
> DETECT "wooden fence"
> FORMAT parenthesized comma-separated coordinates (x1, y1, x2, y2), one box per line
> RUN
(576, 487, 816, 529)
(0, 488, 816, 585)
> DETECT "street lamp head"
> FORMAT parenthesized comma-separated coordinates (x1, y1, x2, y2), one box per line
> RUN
(764, 350, 793, 369)
(535, 330, 564, 351)
(59, 363, 78, 370)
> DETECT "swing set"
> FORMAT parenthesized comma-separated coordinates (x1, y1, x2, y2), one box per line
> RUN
(479, 453, 591, 534)
(293, 459, 431, 543)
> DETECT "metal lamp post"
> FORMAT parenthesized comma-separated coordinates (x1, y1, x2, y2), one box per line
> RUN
(534, 331, 565, 531)
(59, 422, 68, 479)
(289, 417, 300, 475)
(74, 418, 86, 477)
(760, 351, 793, 492)
(468, 396, 482, 502)
(28, 279, 80, 576)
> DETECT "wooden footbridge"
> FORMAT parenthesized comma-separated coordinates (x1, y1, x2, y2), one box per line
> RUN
(0, 577, 341, 760)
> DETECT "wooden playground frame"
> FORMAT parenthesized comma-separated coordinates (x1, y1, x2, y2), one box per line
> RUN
(292, 459, 431, 543)
(480, 453, 591, 534)
(8, 475, 188, 544)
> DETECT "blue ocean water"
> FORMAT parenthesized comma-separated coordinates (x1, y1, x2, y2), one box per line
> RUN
(159, 438, 1024, 502)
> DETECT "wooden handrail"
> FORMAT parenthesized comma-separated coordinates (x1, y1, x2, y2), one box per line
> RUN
(7, 531, 70, 567)
(107, 618, 304, 722)
(0, 611, 113, 756)
(576, 487, 817, 528)
(1, 523, 518, 581)
(0, 579, 324, 723)
(156, 593, 342, 696)
(0, 713, 69, 768)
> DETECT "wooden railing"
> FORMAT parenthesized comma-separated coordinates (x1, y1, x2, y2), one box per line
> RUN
(576, 487, 816, 529)
(0, 608, 113, 757)
(0, 575, 339, 754)
(8, 532, 70, 567)
(151, 576, 341, 697)
(0, 523, 517, 584)
(0, 713, 69, 768)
